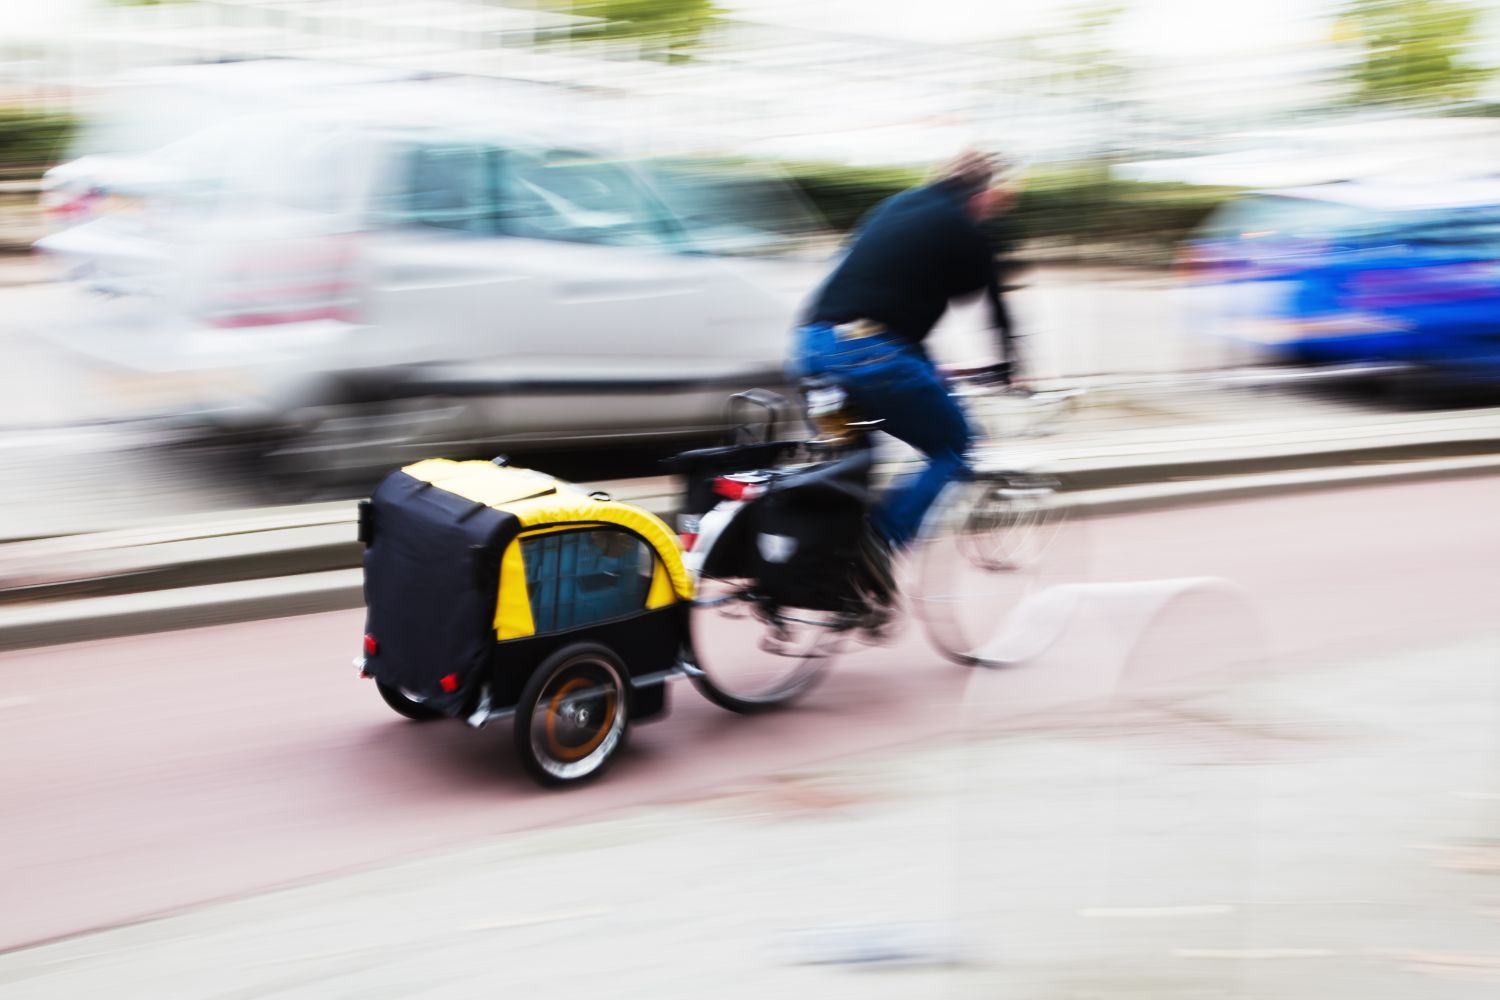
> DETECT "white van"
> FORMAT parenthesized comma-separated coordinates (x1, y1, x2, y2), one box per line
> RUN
(38, 78, 828, 467)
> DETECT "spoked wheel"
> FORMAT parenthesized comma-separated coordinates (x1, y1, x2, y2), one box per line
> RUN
(377, 680, 444, 721)
(514, 643, 629, 786)
(914, 473, 1073, 664)
(956, 474, 1065, 572)
(686, 533, 848, 714)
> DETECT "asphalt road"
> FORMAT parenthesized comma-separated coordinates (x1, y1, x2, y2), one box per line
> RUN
(0, 261, 1437, 541)
(0, 475, 1495, 955)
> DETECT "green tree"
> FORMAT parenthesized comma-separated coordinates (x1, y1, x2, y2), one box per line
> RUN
(1339, 0, 1495, 105)
(547, 0, 724, 61)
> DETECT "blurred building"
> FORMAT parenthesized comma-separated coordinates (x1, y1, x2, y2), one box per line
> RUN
(12, 1, 1500, 190)
(1, 0, 1160, 166)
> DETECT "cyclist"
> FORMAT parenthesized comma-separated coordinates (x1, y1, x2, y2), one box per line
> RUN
(791, 150, 1021, 555)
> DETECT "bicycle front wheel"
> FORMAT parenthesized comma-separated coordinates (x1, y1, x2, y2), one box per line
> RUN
(685, 532, 847, 714)
(914, 474, 1071, 664)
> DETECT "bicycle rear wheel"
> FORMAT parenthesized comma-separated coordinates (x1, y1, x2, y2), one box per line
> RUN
(914, 473, 1072, 664)
(686, 531, 848, 714)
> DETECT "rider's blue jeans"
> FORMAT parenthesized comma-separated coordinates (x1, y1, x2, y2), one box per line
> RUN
(791, 323, 972, 548)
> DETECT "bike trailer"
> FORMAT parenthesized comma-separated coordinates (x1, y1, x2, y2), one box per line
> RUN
(355, 458, 694, 784)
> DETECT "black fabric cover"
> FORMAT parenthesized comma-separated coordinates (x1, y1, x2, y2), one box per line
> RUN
(361, 470, 518, 716)
(485, 605, 686, 721)
(750, 448, 873, 611)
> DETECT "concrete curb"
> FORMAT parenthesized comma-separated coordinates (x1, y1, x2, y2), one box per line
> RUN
(0, 570, 363, 653)
(0, 452, 1494, 653)
(1068, 451, 1500, 516)
(4, 407, 1500, 605)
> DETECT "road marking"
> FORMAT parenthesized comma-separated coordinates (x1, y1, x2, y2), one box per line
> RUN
(0, 695, 35, 709)
(0, 425, 151, 455)
(1174, 948, 1336, 960)
(464, 907, 612, 931)
(1374, 950, 1500, 980)
(1080, 904, 1236, 918)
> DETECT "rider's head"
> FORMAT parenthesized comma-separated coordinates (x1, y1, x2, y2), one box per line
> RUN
(936, 150, 1019, 221)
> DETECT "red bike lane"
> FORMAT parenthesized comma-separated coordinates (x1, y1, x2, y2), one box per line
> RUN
(0, 475, 1495, 953)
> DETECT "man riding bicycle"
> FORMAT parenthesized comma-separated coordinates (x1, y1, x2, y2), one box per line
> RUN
(791, 150, 1021, 553)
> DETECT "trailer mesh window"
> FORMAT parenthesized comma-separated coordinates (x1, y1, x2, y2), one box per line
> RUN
(520, 529, 654, 633)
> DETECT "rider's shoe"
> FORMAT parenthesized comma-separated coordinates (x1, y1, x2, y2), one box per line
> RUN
(851, 531, 903, 645)
(753, 604, 797, 655)
(856, 529, 899, 607)
(855, 606, 900, 646)
(759, 624, 798, 657)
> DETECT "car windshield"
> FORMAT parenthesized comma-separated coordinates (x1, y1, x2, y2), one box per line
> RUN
(1200, 195, 1388, 245)
(1396, 208, 1500, 252)
(638, 158, 827, 256)
(501, 150, 670, 247)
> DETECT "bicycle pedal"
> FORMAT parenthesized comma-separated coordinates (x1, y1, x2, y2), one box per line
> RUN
(854, 609, 904, 647)
(758, 625, 802, 656)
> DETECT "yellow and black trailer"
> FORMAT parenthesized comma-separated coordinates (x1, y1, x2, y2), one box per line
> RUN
(356, 458, 693, 785)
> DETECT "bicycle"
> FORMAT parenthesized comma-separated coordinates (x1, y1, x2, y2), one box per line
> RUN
(666, 367, 1077, 714)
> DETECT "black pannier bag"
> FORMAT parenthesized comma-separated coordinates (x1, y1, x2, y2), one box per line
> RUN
(663, 440, 798, 582)
(750, 448, 874, 611)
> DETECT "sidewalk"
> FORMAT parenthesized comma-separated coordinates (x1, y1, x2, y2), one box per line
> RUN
(1, 632, 1494, 999)
(0, 382, 1496, 650)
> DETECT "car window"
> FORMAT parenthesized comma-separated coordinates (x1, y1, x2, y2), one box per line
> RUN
(1399, 208, 1500, 252)
(520, 529, 655, 633)
(376, 144, 499, 234)
(639, 157, 826, 256)
(498, 150, 670, 247)
(1200, 196, 1382, 245)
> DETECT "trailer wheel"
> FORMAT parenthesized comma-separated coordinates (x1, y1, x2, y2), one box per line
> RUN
(514, 643, 629, 787)
(377, 680, 444, 721)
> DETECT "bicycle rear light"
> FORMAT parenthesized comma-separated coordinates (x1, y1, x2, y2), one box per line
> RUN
(713, 474, 768, 502)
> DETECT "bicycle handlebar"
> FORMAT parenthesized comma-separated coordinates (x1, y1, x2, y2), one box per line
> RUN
(942, 361, 1015, 387)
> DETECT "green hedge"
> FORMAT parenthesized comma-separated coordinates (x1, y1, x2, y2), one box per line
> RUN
(0, 109, 79, 172)
(1012, 164, 1237, 247)
(775, 162, 926, 233)
(778, 160, 1238, 255)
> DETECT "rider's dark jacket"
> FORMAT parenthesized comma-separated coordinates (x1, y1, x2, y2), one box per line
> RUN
(803, 178, 1009, 353)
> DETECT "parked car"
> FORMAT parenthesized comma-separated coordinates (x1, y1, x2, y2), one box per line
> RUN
(37, 80, 829, 471)
(1179, 180, 1500, 392)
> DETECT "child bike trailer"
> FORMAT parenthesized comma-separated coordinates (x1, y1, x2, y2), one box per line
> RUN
(355, 458, 693, 786)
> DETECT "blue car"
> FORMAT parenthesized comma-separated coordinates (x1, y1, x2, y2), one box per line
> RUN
(1181, 182, 1500, 388)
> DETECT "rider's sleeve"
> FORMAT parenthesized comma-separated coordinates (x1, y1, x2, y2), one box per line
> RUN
(960, 221, 1016, 364)
(985, 267, 1016, 364)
